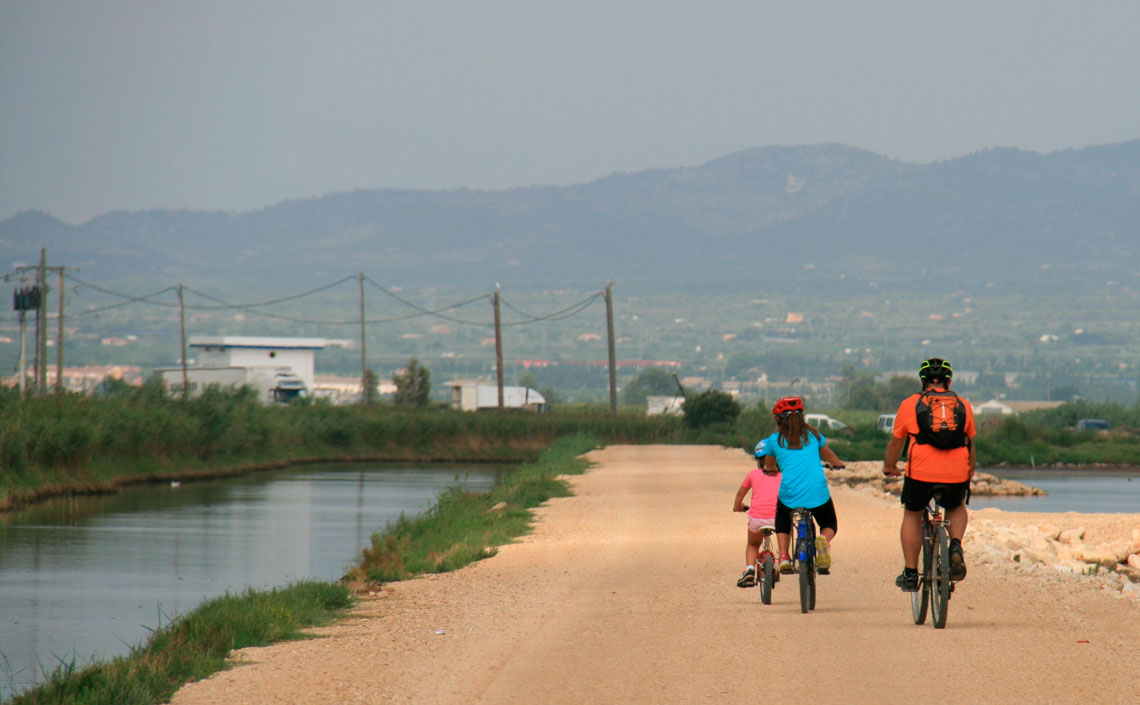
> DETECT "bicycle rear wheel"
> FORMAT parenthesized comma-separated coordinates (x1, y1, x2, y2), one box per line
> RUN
(807, 522, 817, 611)
(911, 520, 932, 625)
(760, 556, 774, 605)
(931, 524, 951, 629)
(798, 554, 811, 613)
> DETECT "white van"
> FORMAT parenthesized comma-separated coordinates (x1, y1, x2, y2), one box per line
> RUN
(805, 413, 849, 432)
(876, 414, 896, 434)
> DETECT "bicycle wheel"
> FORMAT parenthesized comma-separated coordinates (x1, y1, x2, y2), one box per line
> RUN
(798, 552, 811, 613)
(760, 555, 774, 605)
(911, 519, 932, 625)
(931, 524, 951, 629)
(807, 523, 817, 611)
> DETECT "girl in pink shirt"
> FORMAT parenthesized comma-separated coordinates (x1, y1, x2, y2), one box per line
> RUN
(732, 439, 782, 587)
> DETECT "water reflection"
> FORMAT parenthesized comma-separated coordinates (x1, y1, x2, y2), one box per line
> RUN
(0, 462, 500, 701)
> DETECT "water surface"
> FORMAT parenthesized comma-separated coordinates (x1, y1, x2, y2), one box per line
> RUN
(0, 462, 501, 701)
(971, 468, 1140, 513)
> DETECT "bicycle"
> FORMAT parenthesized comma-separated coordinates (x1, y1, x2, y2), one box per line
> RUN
(911, 485, 955, 629)
(790, 507, 817, 613)
(740, 506, 779, 605)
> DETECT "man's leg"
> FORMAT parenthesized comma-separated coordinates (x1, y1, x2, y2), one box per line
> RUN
(901, 509, 923, 569)
(946, 503, 968, 579)
(945, 504, 968, 541)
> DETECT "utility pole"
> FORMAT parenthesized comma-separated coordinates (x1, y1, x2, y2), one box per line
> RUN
(14, 252, 76, 394)
(359, 271, 368, 404)
(493, 285, 504, 409)
(56, 268, 66, 392)
(37, 249, 47, 393)
(178, 284, 188, 399)
(605, 282, 617, 417)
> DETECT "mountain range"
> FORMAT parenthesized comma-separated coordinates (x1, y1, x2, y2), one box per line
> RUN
(3, 141, 1139, 293)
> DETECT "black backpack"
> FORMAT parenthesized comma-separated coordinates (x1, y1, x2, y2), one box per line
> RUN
(914, 390, 968, 450)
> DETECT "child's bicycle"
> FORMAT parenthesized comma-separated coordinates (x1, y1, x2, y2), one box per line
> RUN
(911, 485, 956, 629)
(740, 506, 780, 605)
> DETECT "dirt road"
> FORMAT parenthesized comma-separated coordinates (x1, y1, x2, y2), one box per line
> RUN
(171, 445, 1140, 705)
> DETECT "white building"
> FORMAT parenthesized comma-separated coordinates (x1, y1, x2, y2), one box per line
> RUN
(189, 336, 325, 392)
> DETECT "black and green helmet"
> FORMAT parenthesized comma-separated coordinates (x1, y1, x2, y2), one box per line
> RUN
(919, 358, 953, 381)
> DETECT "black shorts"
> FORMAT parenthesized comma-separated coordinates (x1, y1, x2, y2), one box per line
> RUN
(901, 476, 970, 512)
(775, 498, 837, 535)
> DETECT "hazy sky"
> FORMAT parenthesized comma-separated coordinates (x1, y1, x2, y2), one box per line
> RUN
(2, 1, 1139, 224)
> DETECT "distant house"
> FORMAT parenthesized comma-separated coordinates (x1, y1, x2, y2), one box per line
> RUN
(449, 382, 546, 412)
(974, 399, 1065, 415)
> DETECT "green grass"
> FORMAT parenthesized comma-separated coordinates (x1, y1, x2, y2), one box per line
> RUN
(8, 581, 352, 705)
(348, 434, 596, 584)
(0, 386, 680, 507)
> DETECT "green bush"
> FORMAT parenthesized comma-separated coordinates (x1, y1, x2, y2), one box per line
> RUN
(682, 390, 741, 429)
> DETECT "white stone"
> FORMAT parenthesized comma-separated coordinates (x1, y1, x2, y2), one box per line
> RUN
(1073, 545, 1122, 567)
(1058, 527, 1086, 545)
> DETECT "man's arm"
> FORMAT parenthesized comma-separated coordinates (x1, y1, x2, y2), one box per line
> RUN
(883, 435, 907, 476)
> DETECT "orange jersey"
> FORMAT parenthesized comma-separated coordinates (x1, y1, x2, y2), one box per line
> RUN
(892, 390, 975, 483)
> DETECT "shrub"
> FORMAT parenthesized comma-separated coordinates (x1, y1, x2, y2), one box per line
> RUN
(682, 390, 741, 429)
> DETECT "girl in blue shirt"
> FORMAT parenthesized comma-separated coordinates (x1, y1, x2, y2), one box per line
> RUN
(761, 396, 845, 574)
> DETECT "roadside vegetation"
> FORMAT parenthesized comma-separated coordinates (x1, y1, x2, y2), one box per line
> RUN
(0, 382, 678, 510)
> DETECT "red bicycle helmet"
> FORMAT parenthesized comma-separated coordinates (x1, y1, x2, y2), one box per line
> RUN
(772, 395, 805, 417)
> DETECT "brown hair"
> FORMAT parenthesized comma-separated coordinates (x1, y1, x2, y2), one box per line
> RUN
(776, 413, 821, 450)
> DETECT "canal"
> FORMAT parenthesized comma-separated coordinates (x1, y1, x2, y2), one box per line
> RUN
(0, 462, 501, 701)
(971, 468, 1140, 513)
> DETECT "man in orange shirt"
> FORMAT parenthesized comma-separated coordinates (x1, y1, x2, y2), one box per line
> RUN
(882, 358, 976, 592)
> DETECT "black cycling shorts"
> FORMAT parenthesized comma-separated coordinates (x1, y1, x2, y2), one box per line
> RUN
(901, 476, 970, 513)
(775, 498, 838, 535)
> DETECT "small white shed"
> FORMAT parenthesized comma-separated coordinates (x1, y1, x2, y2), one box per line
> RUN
(189, 336, 325, 392)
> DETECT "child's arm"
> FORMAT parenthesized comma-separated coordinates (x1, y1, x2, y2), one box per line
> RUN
(733, 485, 749, 512)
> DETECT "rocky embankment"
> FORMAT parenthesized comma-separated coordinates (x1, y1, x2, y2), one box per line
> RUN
(830, 461, 1140, 600)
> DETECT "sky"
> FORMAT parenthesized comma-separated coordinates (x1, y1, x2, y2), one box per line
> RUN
(2, 1, 1139, 225)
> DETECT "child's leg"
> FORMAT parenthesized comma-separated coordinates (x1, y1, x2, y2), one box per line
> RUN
(746, 529, 763, 566)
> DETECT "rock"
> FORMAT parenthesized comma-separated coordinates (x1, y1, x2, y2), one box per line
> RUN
(1128, 554, 1140, 571)
(1122, 582, 1140, 599)
(1050, 559, 1089, 574)
(1058, 527, 1086, 545)
(1073, 546, 1122, 567)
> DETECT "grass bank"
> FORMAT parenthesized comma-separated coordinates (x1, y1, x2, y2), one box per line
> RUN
(0, 384, 678, 511)
(6, 435, 597, 705)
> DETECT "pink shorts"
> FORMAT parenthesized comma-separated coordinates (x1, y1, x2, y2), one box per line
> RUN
(748, 517, 776, 533)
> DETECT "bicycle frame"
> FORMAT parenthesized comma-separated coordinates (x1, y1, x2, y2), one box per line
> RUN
(790, 508, 817, 613)
(916, 492, 954, 628)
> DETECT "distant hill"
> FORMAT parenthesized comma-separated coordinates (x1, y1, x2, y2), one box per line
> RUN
(3, 141, 1139, 292)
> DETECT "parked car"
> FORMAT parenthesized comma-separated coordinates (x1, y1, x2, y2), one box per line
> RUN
(805, 413, 850, 433)
(1075, 418, 1111, 432)
(876, 414, 896, 434)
